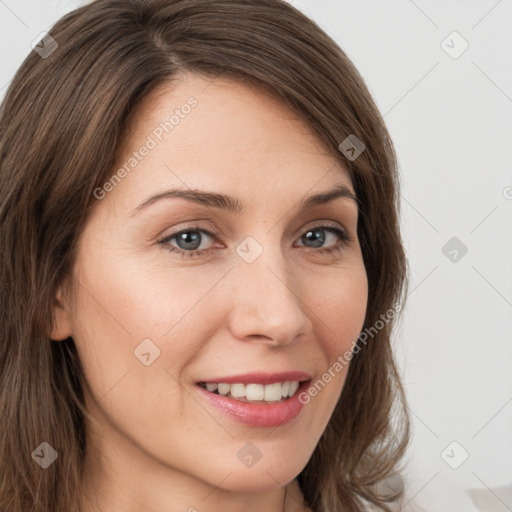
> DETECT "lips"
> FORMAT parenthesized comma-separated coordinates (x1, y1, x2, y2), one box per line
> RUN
(196, 370, 312, 385)
(194, 371, 313, 427)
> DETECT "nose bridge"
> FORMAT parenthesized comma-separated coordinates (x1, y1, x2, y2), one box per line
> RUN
(226, 235, 309, 344)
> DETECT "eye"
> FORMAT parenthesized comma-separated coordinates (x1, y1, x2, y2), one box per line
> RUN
(295, 225, 353, 255)
(157, 223, 353, 259)
(158, 228, 217, 258)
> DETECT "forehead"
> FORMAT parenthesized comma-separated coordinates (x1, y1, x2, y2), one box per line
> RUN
(103, 72, 354, 215)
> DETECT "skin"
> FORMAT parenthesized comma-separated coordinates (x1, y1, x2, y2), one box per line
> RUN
(51, 72, 368, 512)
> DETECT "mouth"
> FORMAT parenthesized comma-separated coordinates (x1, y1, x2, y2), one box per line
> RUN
(194, 376, 312, 428)
(196, 379, 308, 404)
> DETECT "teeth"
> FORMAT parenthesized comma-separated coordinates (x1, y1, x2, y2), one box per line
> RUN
(202, 380, 302, 403)
(245, 383, 264, 401)
(264, 383, 282, 401)
(230, 383, 245, 398)
(288, 381, 299, 396)
(218, 383, 230, 395)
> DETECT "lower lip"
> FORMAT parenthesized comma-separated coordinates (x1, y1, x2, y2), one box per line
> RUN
(195, 381, 311, 428)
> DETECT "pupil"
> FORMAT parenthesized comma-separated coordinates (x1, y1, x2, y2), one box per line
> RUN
(304, 229, 324, 248)
(178, 231, 200, 250)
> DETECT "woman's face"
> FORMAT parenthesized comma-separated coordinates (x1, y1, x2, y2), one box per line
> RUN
(53, 72, 368, 505)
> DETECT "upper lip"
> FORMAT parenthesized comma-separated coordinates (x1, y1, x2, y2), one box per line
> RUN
(197, 371, 312, 385)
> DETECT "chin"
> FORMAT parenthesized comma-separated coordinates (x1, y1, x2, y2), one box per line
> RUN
(205, 463, 303, 493)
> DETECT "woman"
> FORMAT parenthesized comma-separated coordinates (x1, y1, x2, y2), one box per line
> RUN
(0, 1, 412, 511)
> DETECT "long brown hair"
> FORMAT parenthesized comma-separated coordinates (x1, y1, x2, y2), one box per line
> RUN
(0, 1, 411, 510)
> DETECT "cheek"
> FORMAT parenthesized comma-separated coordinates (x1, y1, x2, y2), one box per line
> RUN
(309, 262, 368, 362)
(93, 251, 233, 337)
(69, 249, 232, 393)
(68, 253, 226, 456)
(302, 264, 368, 411)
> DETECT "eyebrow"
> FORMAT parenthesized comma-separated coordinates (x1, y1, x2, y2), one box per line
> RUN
(128, 183, 358, 217)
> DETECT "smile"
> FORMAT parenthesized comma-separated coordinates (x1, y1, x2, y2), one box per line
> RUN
(197, 380, 301, 403)
(195, 375, 312, 428)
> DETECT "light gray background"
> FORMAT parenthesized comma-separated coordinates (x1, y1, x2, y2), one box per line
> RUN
(1, 1, 511, 511)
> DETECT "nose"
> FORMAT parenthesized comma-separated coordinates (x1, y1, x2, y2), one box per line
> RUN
(225, 243, 311, 347)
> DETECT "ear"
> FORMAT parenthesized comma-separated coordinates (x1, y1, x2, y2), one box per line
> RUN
(50, 286, 74, 341)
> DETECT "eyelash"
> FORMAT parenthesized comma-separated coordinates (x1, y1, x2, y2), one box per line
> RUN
(157, 224, 354, 259)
